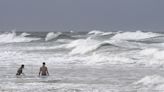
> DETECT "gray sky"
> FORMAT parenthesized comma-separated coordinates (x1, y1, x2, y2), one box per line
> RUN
(0, 0, 164, 32)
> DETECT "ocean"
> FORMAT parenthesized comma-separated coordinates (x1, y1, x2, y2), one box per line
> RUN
(1, 30, 164, 92)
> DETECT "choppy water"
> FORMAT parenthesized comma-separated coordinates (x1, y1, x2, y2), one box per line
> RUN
(1, 30, 164, 92)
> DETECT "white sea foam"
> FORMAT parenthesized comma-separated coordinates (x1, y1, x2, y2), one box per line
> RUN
(20, 32, 31, 37)
(88, 30, 113, 36)
(0, 82, 118, 92)
(132, 75, 164, 92)
(66, 38, 101, 55)
(66, 38, 115, 55)
(0, 32, 40, 43)
(2, 31, 164, 92)
(0, 31, 164, 66)
(136, 48, 164, 66)
(88, 30, 104, 35)
(139, 48, 158, 56)
(45, 32, 62, 41)
(86, 53, 133, 65)
(111, 31, 160, 40)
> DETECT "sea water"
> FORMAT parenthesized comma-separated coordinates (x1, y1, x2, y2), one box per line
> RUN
(0, 30, 164, 92)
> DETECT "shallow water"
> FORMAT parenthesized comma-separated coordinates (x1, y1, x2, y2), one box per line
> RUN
(1, 64, 164, 92)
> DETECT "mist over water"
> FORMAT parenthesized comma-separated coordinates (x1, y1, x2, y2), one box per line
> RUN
(1, 30, 164, 92)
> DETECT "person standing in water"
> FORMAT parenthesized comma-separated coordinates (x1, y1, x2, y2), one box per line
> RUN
(39, 62, 49, 76)
(16, 64, 24, 75)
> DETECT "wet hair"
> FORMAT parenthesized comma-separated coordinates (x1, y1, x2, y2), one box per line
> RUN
(43, 62, 45, 65)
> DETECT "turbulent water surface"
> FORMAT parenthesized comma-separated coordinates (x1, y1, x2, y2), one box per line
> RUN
(1, 30, 164, 92)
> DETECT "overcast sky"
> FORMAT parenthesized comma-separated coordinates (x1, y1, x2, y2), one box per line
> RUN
(0, 0, 164, 32)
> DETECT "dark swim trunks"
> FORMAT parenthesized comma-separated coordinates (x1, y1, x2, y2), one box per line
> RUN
(41, 73, 47, 76)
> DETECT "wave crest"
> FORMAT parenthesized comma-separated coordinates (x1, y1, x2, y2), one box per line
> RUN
(0, 32, 40, 43)
(66, 38, 114, 55)
(45, 32, 75, 41)
(45, 32, 62, 41)
(111, 31, 160, 40)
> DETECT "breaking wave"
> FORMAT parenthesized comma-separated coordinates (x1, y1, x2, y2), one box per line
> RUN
(45, 32, 75, 41)
(88, 30, 104, 35)
(45, 32, 62, 41)
(139, 36, 164, 43)
(88, 30, 113, 36)
(20, 32, 31, 37)
(0, 32, 40, 43)
(111, 31, 160, 40)
(1, 30, 164, 66)
(66, 38, 115, 55)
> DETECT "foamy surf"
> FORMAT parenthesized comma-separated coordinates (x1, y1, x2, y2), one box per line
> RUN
(0, 32, 40, 43)
(111, 31, 161, 40)
(0, 31, 164, 66)
(45, 32, 62, 41)
(0, 30, 164, 92)
(131, 75, 164, 92)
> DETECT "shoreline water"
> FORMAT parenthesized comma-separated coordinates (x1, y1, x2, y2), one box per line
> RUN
(1, 64, 164, 92)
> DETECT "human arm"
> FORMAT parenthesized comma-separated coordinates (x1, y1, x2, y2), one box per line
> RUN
(46, 67, 49, 76)
(39, 67, 42, 76)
